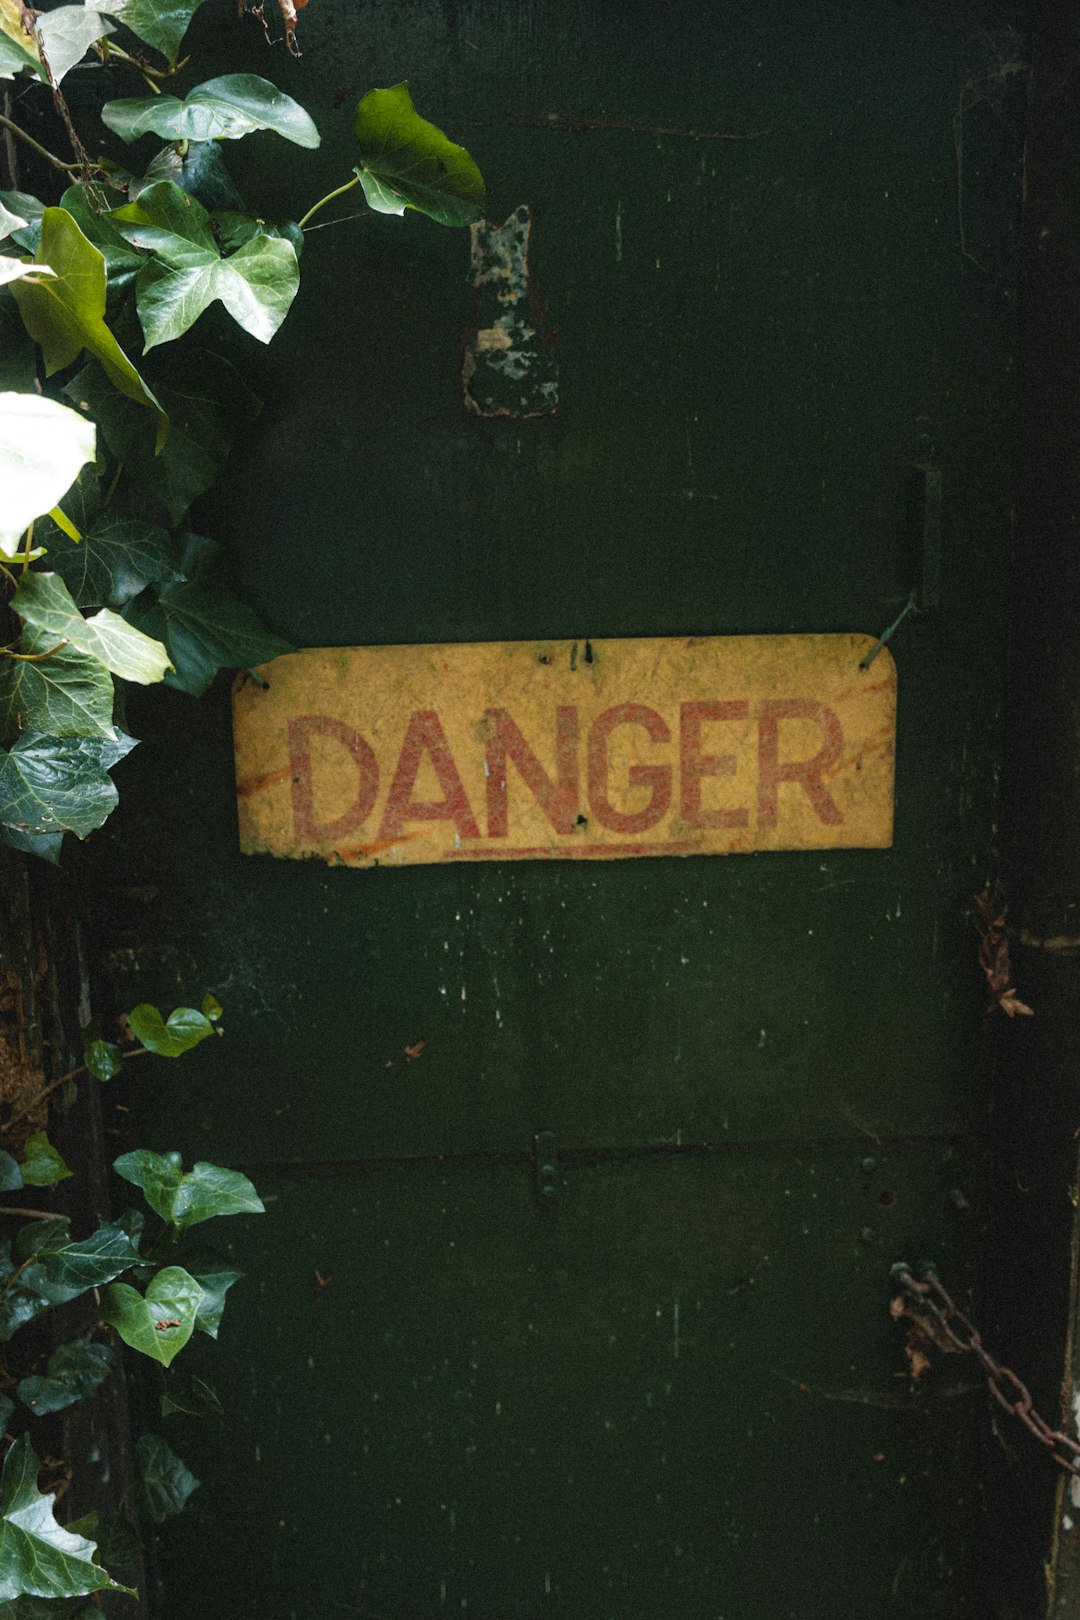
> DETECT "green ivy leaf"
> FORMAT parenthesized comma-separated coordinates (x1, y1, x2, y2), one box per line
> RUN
(139, 140, 243, 211)
(0, 294, 36, 390)
(57, 183, 144, 289)
(0, 393, 96, 558)
(0, 826, 63, 863)
(104, 73, 319, 147)
(0, 634, 116, 742)
(201, 992, 222, 1022)
(9, 209, 166, 444)
(113, 1149, 263, 1231)
(352, 82, 485, 227)
(83, 1036, 123, 1081)
(8, 1220, 141, 1315)
(111, 181, 299, 349)
(183, 1248, 241, 1337)
(0, 1, 46, 82)
(0, 730, 136, 839)
(126, 1003, 213, 1056)
(0, 259, 54, 290)
(16, 1340, 115, 1415)
(64, 350, 261, 525)
(0, 198, 27, 238)
(93, 0, 206, 65)
(135, 1433, 198, 1521)
(212, 210, 303, 257)
(39, 514, 181, 613)
(160, 1372, 222, 1418)
(0, 1434, 133, 1603)
(0, 192, 43, 250)
(64, 1510, 138, 1573)
(36, 7, 114, 83)
(126, 570, 292, 697)
(12, 571, 171, 684)
(100, 1265, 203, 1365)
(0, 1152, 21, 1192)
(19, 1132, 72, 1187)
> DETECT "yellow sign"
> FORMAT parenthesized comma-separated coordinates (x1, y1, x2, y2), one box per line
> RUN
(232, 635, 895, 867)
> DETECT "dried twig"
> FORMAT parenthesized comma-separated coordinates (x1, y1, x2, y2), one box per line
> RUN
(237, 0, 309, 56)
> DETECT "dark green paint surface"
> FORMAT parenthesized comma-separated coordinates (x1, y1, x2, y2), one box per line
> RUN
(91, 3, 1028, 1614)
(155, 1145, 991, 1619)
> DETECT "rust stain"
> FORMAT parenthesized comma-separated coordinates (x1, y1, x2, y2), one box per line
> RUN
(236, 764, 294, 799)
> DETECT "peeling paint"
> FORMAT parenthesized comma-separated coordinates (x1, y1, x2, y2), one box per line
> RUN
(462, 204, 558, 418)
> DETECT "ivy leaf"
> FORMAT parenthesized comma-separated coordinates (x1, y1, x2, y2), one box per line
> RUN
(0, 259, 54, 289)
(0, 1153, 21, 1192)
(93, 0, 205, 65)
(0, 393, 96, 558)
(57, 183, 144, 289)
(19, 1132, 72, 1187)
(36, 7, 114, 83)
(19, 1219, 141, 1296)
(100, 1265, 203, 1365)
(160, 1372, 222, 1418)
(64, 350, 261, 525)
(0, 730, 136, 839)
(64, 1510, 138, 1572)
(127, 1003, 214, 1056)
(126, 570, 292, 697)
(0, 827, 63, 863)
(111, 181, 299, 349)
(17, 1340, 115, 1415)
(0, 634, 116, 741)
(0, 192, 43, 250)
(0, 199, 27, 238)
(83, 1037, 123, 1081)
(9, 209, 166, 444)
(0, 1, 46, 82)
(113, 1149, 263, 1231)
(352, 82, 485, 227)
(139, 140, 243, 211)
(201, 992, 222, 1022)
(0, 1434, 133, 1603)
(39, 514, 181, 613)
(135, 1433, 198, 1522)
(104, 73, 319, 147)
(0, 294, 36, 390)
(12, 571, 171, 684)
(212, 210, 303, 257)
(183, 1248, 241, 1337)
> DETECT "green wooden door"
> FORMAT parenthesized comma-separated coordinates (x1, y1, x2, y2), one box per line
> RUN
(97, 3, 1028, 1614)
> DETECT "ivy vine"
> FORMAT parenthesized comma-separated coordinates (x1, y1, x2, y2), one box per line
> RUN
(0, 0, 486, 1608)
(0, 0, 485, 862)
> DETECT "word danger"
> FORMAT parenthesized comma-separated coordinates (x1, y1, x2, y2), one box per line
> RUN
(288, 700, 845, 847)
(232, 636, 895, 865)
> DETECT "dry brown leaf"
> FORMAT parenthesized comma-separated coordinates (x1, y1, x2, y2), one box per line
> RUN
(974, 886, 1034, 1018)
(904, 1342, 931, 1381)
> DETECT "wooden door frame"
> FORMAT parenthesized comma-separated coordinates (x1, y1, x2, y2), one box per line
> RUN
(985, 2, 1080, 1614)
